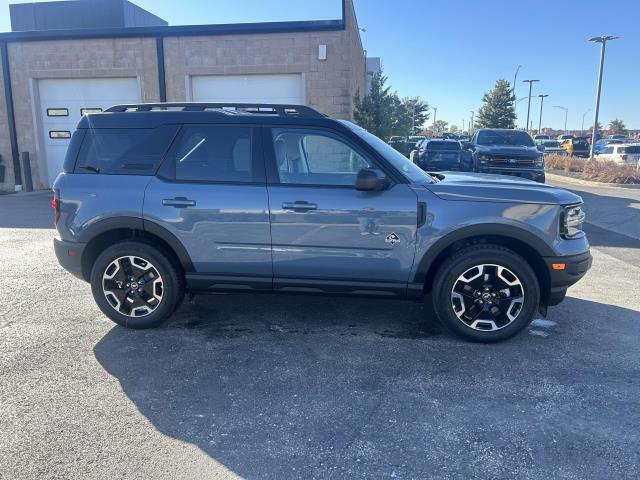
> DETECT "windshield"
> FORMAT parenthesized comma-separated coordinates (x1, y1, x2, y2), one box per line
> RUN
(339, 120, 436, 183)
(427, 141, 461, 151)
(476, 130, 534, 147)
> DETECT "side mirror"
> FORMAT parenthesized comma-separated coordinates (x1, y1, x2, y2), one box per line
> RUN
(355, 168, 390, 191)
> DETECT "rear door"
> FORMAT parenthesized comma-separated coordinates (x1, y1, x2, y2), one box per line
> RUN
(143, 124, 272, 289)
(264, 126, 419, 295)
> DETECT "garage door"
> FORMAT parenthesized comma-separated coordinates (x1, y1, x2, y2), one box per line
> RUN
(191, 74, 304, 105)
(38, 78, 139, 186)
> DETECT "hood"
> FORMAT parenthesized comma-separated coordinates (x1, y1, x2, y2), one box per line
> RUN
(476, 145, 540, 157)
(425, 172, 582, 205)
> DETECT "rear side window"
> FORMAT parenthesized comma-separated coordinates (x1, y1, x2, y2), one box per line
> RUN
(172, 126, 256, 183)
(75, 126, 178, 175)
(621, 146, 640, 154)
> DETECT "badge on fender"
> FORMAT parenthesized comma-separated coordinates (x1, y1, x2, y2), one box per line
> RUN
(385, 232, 400, 244)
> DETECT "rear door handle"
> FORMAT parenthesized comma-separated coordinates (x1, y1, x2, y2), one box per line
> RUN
(282, 201, 318, 211)
(162, 197, 196, 208)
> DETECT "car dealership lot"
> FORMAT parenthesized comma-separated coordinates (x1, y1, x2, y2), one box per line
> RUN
(1, 189, 639, 480)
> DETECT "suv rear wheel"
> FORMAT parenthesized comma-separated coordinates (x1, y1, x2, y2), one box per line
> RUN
(432, 245, 540, 342)
(90, 241, 183, 329)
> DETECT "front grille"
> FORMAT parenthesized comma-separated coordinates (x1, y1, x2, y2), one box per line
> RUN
(488, 155, 535, 166)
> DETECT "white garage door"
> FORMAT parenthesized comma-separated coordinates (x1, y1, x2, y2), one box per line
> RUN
(191, 74, 304, 105)
(38, 78, 139, 186)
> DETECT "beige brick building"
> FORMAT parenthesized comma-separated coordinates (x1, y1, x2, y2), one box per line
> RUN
(0, 0, 368, 191)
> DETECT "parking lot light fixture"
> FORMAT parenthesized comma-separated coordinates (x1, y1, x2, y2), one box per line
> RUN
(581, 109, 591, 136)
(589, 35, 619, 158)
(432, 107, 437, 129)
(522, 79, 540, 132)
(538, 94, 549, 135)
(554, 106, 568, 134)
(469, 111, 474, 135)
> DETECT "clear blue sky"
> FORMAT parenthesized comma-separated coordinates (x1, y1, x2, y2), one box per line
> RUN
(1, 0, 638, 130)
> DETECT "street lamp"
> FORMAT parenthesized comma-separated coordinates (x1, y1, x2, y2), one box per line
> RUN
(469, 110, 474, 134)
(581, 109, 591, 136)
(537, 94, 549, 135)
(512, 64, 522, 95)
(554, 106, 568, 134)
(432, 107, 438, 129)
(522, 79, 540, 132)
(589, 35, 619, 158)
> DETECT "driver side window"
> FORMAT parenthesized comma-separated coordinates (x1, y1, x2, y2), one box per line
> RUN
(272, 128, 372, 186)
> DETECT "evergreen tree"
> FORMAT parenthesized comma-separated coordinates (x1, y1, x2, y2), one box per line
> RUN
(608, 118, 627, 135)
(353, 70, 394, 139)
(475, 79, 517, 129)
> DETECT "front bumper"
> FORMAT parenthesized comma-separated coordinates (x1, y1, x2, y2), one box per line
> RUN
(54, 237, 87, 281)
(543, 250, 593, 305)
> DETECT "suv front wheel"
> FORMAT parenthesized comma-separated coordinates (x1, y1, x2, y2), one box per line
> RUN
(90, 241, 184, 329)
(432, 245, 540, 342)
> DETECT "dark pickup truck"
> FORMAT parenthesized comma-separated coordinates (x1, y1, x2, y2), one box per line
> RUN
(463, 129, 545, 183)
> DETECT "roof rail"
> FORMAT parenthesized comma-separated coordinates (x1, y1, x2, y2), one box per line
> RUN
(103, 102, 326, 118)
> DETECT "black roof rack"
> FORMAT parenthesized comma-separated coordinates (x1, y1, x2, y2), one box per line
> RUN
(104, 103, 326, 118)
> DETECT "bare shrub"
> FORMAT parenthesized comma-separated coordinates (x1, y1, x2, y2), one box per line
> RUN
(545, 155, 640, 184)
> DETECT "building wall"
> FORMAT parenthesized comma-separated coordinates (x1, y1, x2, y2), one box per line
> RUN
(0, 56, 13, 191)
(6, 37, 160, 189)
(0, 0, 366, 191)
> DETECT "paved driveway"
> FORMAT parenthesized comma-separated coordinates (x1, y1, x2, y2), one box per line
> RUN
(0, 188, 639, 480)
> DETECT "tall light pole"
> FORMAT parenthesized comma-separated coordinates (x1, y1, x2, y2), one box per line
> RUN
(537, 94, 549, 134)
(554, 106, 568, 133)
(432, 107, 438, 129)
(581, 109, 591, 135)
(589, 35, 619, 158)
(522, 79, 540, 132)
(469, 111, 474, 135)
(462, 118, 465, 132)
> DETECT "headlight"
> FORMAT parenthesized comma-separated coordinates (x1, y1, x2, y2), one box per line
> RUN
(561, 204, 586, 238)
(535, 155, 544, 167)
(478, 154, 489, 164)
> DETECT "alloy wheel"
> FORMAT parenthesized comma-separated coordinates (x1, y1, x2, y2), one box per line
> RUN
(450, 264, 525, 331)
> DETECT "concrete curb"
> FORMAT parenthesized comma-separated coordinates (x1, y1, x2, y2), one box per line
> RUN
(545, 172, 640, 189)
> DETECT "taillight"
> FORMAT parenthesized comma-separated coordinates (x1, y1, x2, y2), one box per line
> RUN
(52, 188, 60, 224)
(621, 154, 628, 161)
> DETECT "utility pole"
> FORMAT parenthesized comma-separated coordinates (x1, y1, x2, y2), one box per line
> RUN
(537, 94, 549, 135)
(581, 109, 591, 136)
(589, 35, 619, 158)
(554, 106, 568, 133)
(522, 79, 540, 132)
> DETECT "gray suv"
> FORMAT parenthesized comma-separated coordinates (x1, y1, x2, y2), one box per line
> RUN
(53, 103, 591, 342)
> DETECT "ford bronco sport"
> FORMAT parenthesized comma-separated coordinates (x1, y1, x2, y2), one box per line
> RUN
(53, 103, 591, 342)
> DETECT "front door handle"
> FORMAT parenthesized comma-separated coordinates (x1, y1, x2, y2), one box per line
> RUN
(282, 201, 318, 211)
(162, 197, 196, 208)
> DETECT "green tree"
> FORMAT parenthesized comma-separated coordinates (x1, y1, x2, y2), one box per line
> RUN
(475, 79, 517, 129)
(432, 120, 449, 135)
(608, 118, 626, 135)
(588, 122, 603, 135)
(353, 69, 429, 138)
(449, 124, 460, 134)
(353, 70, 394, 139)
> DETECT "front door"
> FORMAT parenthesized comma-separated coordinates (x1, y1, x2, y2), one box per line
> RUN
(265, 127, 419, 295)
(144, 125, 272, 286)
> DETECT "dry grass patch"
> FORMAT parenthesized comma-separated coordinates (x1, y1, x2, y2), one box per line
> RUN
(545, 154, 640, 184)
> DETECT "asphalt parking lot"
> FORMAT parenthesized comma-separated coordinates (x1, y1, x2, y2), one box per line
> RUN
(1, 183, 639, 480)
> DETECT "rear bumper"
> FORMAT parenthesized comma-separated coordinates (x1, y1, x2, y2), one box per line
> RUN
(543, 250, 592, 305)
(54, 237, 86, 281)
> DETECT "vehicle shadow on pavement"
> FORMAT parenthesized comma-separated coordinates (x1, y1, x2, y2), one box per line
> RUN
(93, 294, 640, 479)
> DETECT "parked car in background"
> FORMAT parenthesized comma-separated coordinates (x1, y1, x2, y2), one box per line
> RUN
(594, 143, 640, 165)
(557, 134, 574, 142)
(414, 139, 466, 171)
(407, 135, 427, 151)
(463, 129, 545, 183)
(608, 134, 627, 140)
(593, 138, 624, 154)
(536, 139, 567, 156)
(533, 134, 550, 141)
(560, 137, 590, 157)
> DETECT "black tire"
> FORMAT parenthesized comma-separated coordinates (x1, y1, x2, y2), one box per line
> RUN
(431, 245, 540, 342)
(90, 241, 184, 329)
